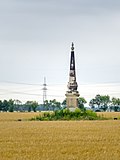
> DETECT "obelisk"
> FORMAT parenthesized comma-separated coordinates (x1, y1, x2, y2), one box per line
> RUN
(65, 43, 80, 110)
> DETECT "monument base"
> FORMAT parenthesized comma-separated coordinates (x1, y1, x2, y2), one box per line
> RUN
(65, 91, 80, 109)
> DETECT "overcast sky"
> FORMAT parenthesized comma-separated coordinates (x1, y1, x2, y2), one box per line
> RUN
(0, 0, 120, 102)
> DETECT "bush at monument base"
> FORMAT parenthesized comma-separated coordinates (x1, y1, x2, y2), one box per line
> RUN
(31, 108, 107, 121)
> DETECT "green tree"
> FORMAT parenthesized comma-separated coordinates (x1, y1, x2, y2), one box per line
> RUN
(111, 97, 120, 111)
(14, 99, 22, 111)
(94, 95, 101, 108)
(78, 97, 87, 110)
(62, 99, 67, 108)
(44, 100, 50, 110)
(31, 101, 38, 112)
(62, 99, 66, 105)
(25, 101, 32, 112)
(89, 99, 96, 110)
(2, 100, 9, 111)
(50, 99, 61, 111)
(25, 101, 38, 112)
(89, 95, 110, 111)
(100, 95, 110, 111)
(0, 100, 2, 111)
(8, 99, 14, 112)
(44, 99, 61, 111)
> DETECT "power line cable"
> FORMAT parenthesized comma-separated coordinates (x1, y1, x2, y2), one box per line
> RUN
(0, 81, 43, 86)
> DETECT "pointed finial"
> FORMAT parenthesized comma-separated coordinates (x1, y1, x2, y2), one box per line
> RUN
(71, 42, 74, 51)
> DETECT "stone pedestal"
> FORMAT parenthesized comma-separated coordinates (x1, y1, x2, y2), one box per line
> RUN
(65, 91, 80, 109)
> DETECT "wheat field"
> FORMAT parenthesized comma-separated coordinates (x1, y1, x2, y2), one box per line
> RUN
(97, 112, 120, 119)
(0, 112, 120, 160)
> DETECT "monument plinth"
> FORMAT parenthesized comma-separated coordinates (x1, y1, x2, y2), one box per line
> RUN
(65, 43, 80, 109)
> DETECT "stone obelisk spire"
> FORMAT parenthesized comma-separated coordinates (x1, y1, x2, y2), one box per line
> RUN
(66, 43, 80, 109)
(68, 42, 78, 91)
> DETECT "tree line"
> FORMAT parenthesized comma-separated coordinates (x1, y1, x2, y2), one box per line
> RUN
(0, 100, 38, 112)
(89, 95, 120, 112)
(0, 95, 120, 112)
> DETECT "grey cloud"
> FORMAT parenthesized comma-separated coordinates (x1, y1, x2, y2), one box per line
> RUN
(0, 0, 120, 15)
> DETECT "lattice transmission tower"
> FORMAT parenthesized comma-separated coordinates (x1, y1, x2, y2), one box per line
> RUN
(42, 77, 47, 105)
